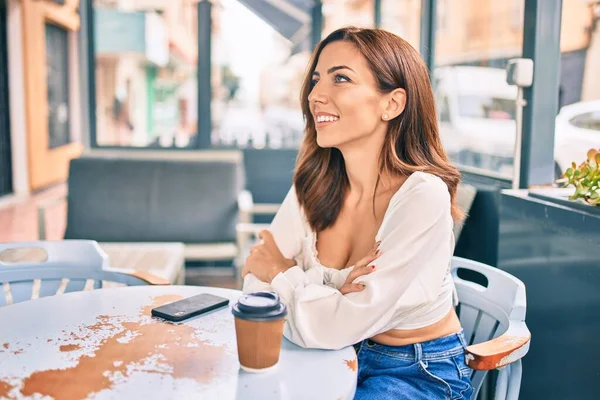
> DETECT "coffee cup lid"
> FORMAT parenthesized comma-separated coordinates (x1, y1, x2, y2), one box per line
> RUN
(232, 291, 287, 322)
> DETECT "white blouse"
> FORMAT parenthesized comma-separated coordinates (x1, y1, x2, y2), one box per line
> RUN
(242, 171, 456, 350)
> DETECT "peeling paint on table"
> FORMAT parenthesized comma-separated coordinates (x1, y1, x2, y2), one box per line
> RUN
(0, 286, 357, 400)
(344, 358, 358, 372)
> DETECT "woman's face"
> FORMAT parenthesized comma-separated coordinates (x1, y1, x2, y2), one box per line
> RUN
(308, 41, 387, 149)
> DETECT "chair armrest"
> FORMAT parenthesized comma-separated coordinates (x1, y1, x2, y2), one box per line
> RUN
(238, 190, 254, 224)
(465, 320, 531, 370)
(236, 222, 271, 235)
(237, 190, 282, 224)
(252, 203, 281, 215)
(107, 268, 171, 286)
(37, 196, 67, 240)
(235, 222, 271, 269)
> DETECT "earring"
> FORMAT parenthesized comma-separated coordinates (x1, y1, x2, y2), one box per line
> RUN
(383, 114, 389, 120)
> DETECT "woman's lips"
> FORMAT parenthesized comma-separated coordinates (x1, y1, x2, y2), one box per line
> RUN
(315, 115, 339, 128)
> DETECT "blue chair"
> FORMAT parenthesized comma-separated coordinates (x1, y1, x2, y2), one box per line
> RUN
(452, 256, 531, 400)
(242, 148, 297, 223)
(0, 240, 169, 307)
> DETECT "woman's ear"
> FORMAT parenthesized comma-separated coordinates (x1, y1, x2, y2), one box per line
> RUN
(382, 88, 407, 121)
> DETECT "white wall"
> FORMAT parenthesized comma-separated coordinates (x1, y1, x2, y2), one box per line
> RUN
(7, 0, 29, 195)
(69, 29, 82, 145)
(582, 19, 600, 101)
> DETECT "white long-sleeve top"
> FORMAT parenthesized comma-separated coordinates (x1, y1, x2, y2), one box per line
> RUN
(242, 171, 456, 350)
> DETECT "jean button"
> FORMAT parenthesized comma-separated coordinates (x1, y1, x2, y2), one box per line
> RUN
(366, 339, 376, 347)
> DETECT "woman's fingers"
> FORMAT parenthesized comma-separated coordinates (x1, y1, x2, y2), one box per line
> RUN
(348, 264, 376, 282)
(339, 241, 381, 295)
(354, 244, 381, 269)
(340, 282, 366, 295)
(258, 230, 276, 249)
(250, 244, 264, 255)
(241, 264, 250, 278)
(259, 230, 288, 259)
(345, 241, 381, 282)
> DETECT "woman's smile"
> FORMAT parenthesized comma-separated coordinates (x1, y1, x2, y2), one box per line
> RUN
(314, 112, 340, 129)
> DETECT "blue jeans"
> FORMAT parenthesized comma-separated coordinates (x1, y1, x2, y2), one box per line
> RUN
(353, 331, 473, 399)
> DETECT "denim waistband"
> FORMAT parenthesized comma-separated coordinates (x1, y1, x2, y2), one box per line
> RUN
(354, 330, 468, 362)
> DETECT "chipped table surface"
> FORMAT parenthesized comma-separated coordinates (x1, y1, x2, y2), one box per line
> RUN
(0, 286, 357, 400)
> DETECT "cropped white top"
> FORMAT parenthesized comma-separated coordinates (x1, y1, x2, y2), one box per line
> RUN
(242, 171, 456, 350)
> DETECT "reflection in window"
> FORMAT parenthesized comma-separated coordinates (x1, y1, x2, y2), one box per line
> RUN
(211, 0, 310, 149)
(323, 0, 374, 37)
(46, 23, 70, 149)
(569, 112, 600, 131)
(93, 2, 198, 148)
(434, 0, 524, 177)
(437, 0, 447, 32)
(554, 0, 600, 175)
(381, 0, 420, 49)
(439, 97, 451, 122)
(458, 96, 516, 120)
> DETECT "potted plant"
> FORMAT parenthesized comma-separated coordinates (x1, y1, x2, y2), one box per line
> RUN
(527, 148, 600, 214)
(556, 148, 600, 206)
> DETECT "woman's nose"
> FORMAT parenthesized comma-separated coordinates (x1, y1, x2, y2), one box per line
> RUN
(308, 84, 328, 105)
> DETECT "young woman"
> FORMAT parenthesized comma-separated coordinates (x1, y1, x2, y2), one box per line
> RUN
(242, 27, 473, 399)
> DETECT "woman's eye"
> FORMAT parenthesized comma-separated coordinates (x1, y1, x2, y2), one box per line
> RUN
(310, 79, 318, 88)
(334, 74, 350, 83)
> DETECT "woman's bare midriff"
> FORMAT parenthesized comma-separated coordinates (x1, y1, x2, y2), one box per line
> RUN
(370, 308, 463, 347)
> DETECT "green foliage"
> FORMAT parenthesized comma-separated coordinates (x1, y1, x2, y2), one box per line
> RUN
(556, 148, 600, 206)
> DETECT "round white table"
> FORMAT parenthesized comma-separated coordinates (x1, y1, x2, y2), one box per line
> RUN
(0, 286, 357, 400)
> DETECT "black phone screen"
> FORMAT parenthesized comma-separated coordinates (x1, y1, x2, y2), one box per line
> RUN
(151, 293, 230, 322)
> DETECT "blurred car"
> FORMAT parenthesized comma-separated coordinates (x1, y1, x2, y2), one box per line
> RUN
(434, 66, 600, 178)
(262, 105, 305, 148)
(554, 100, 600, 176)
(434, 66, 517, 172)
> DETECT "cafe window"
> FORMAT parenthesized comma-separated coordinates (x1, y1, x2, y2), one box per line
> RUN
(93, 1, 197, 148)
(434, 0, 524, 178)
(322, 0, 375, 37)
(439, 97, 451, 123)
(380, 0, 420, 50)
(46, 23, 71, 149)
(553, 0, 600, 176)
(211, 0, 311, 149)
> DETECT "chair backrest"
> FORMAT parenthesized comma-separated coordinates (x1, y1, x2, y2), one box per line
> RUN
(451, 256, 527, 399)
(64, 150, 245, 244)
(0, 241, 154, 306)
(454, 182, 478, 242)
(243, 148, 297, 223)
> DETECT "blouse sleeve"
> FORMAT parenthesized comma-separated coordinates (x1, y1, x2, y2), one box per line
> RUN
(242, 186, 356, 294)
(243, 186, 325, 293)
(269, 175, 454, 349)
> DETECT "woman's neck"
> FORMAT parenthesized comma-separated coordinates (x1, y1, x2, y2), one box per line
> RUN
(339, 136, 397, 205)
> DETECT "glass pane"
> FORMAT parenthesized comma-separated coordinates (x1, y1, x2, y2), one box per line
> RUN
(46, 23, 71, 149)
(93, 2, 198, 148)
(0, 1, 12, 196)
(554, 1, 600, 178)
(323, 0, 375, 37)
(381, 0, 420, 50)
(434, 0, 524, 178)
(211, 0, 311, 148)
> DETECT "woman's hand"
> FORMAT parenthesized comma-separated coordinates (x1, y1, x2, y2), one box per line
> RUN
(340, 241, 381, 295)
(241, 230, 296, 283)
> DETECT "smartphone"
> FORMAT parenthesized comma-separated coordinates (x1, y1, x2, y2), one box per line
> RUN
(151, 293, 230, 322)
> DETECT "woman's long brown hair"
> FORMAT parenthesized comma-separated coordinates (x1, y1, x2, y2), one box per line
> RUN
(294, 27, 463, 232)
